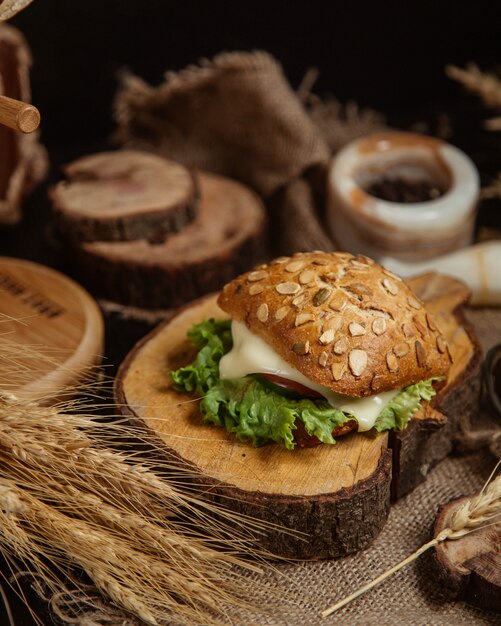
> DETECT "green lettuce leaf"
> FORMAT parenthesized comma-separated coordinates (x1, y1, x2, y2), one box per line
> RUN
(201, 376, 350, 450)
(171, 319, 232, 394)
(373, 377, 438, 432)
(171, 319, 438, 449)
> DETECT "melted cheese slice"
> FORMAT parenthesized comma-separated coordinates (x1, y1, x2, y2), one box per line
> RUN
(218, 320, 399, 432)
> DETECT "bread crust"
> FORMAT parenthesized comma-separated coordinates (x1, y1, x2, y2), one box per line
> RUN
(217, 251, 451, 397)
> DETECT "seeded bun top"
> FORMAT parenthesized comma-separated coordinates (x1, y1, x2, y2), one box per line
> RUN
(217, 251, 452, 397)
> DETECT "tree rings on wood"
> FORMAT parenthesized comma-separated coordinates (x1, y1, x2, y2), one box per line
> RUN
(69, 171, 267, 309)
(114, 274, 482, 558)
(51, 150, 198, 243)
(115, 294, 392, 559)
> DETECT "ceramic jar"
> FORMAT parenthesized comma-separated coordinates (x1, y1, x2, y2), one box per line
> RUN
(326, 132, 480, 262)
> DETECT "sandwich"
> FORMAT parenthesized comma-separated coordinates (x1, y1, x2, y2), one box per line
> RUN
(171, 251, 452, 449)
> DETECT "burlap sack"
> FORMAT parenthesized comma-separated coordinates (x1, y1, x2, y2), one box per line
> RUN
(115, 51, 329, 198)
(114, 51, 338, 253)
(114, 51, 394, 255)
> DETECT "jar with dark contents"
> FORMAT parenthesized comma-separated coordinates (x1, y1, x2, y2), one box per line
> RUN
(364, 175, 445, 204)
(327, 132, 480, 263)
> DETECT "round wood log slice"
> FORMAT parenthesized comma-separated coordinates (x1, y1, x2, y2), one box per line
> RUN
(51, 150, 197, 242)
(115, 293, 393, 559)
(433, 495, 501, 613)
(70, 171, 267, 309)
(115, 273, 481, 559)
(0, 256, 103, 401)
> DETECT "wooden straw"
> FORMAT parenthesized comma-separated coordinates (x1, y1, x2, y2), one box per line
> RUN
(0, 95, 40, 133)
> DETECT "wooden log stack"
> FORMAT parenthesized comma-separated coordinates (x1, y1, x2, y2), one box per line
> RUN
(50, 150, 268, 312)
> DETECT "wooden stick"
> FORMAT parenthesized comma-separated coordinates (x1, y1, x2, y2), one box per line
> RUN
(0, 95, 40, 133)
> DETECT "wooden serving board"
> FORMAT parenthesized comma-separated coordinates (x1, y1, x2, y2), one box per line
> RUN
(0, 257, 104, 401)
(115, 274, 482, 559)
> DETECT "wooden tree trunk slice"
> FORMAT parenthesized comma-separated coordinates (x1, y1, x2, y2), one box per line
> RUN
(116, 293, 392, 559)
(70, 171, 267, 309)
(115, 274, 481, 559)
(51, 150, 198, 243)
(0, 257, 104, 402)
(433, 495, 501, 613)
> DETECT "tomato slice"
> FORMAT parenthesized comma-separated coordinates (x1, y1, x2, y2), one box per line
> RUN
(257, 373, 323, 398)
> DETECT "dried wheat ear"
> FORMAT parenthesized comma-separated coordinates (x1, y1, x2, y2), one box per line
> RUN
(0, 339, 277, 626)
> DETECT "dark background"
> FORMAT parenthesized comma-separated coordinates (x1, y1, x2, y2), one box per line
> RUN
(2, 2, 501, 624)
(8, 0, 501, 172)
(4, 0, 501, 256)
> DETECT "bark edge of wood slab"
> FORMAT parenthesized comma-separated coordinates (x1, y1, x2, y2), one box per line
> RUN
(69, 171, 267, 309)
(433, 495, 501, 613)
(115, 293, 392, 559)
(391, 273, 483, 500)
(114, 274, 481, 559)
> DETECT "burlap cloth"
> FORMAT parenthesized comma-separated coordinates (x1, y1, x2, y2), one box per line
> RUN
(114, 50, 389, 255)
(224, 306, 499, 626)
(110, 53, 501, 625)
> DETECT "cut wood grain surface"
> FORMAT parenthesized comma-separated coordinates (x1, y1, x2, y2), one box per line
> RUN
(72, 171, 267, 309)
(434, 494, 501, 613)
(119, 295, 388, 496)
(0, 256, 104, 400)
(116, 273, 481, 558)
(51, 150, 197, 242)
(0, 94, 40, 133)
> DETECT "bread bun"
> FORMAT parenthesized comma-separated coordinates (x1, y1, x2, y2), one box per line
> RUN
(217, 251, 451, 397)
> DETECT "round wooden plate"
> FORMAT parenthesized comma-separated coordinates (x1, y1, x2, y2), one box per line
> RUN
(116, 293, 392, 559)
(0, 256, 104, 400)
(115, 273, 482, 559)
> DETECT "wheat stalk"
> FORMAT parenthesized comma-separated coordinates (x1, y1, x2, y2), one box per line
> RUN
(306, 95, 387, 153)
(445, 63, 501, 198)
(480, 171, 501, 200)
(0, 0, 34, 21)
(446, 63, 501, 111)
(0, 334, 280, 626)
(321, 460, 501, 618)
(446, 62, 501, 137)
